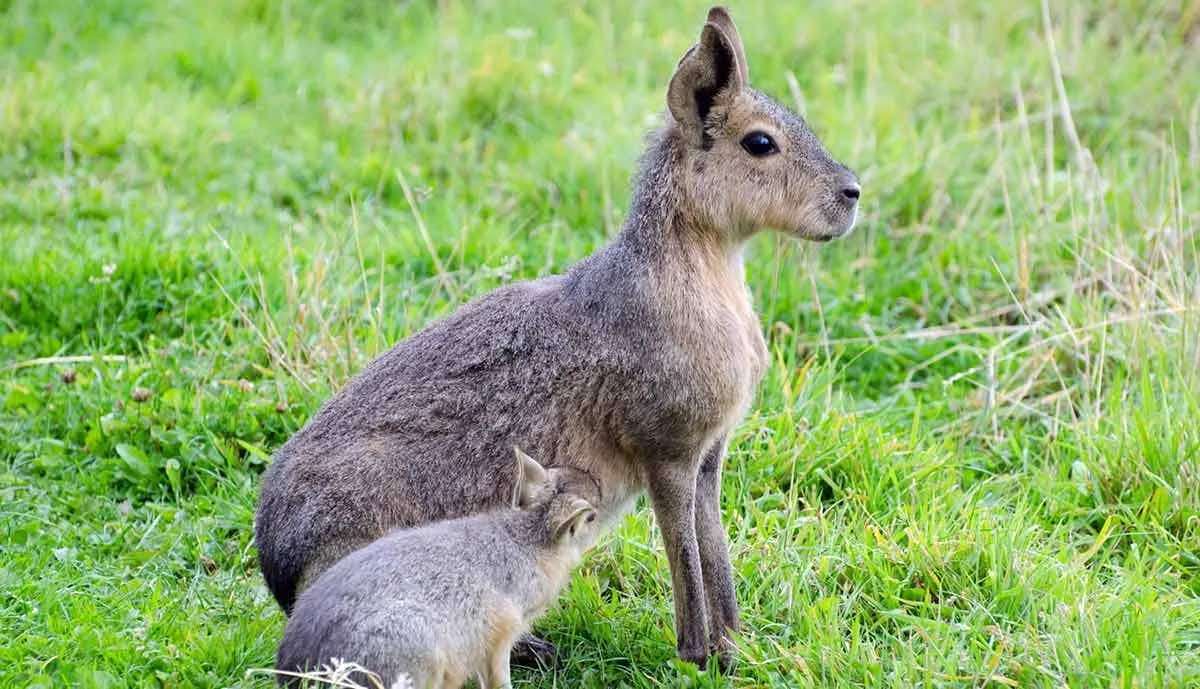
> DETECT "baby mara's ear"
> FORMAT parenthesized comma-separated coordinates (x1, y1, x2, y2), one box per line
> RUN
(512, 447, 549, 508)
(551, 497, 597, 543)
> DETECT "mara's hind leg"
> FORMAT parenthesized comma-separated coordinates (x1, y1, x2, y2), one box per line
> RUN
(398, 654, 455, 689)
(379, 646, 441, 689)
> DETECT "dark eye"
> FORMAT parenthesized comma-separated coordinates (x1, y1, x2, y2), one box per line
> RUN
(740, 132, 778, 157)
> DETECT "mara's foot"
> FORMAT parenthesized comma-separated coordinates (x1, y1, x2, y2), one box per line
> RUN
(510, 632, 557, 669)
(711, 636, 738, 673)
(677, 641, 709, 669)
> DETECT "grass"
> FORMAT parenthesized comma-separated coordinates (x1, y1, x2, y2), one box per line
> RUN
(1, 0, 1198, 686)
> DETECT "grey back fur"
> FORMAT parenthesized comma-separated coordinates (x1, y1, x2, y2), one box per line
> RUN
(256, 5, 858, 669)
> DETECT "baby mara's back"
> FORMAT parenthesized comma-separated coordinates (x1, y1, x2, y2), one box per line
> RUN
(276, 458, 599, 689)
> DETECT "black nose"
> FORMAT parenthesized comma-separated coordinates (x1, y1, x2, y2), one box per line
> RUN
(841, 184, 861, 201)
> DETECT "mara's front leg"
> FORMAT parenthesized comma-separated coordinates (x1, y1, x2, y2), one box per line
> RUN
(694, 435, 739, 670)
(477, 611, 519, 689)
(479, 647, 513, 689)
(645, 460, 710, 667)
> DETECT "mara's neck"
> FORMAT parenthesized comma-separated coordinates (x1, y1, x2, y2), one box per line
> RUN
(616, 125, 749, 289)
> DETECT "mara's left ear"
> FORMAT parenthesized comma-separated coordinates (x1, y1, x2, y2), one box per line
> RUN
(667, 6, 750, 147)
(512, 447, 549, 508)
(552, 498, 597, 543)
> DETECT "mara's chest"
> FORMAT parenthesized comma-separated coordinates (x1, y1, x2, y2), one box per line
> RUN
(640, 277, 769, 432)
(686, 293, 768, 402)
(585, 247, 771, 456)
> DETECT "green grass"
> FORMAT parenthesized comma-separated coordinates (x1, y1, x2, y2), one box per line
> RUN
(2, 0, 1198, 687)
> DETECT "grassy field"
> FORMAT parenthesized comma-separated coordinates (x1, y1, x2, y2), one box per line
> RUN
(2, 0, 1198, 686)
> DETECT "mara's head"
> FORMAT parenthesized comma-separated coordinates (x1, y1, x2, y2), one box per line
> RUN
(666, 7, 859, 242)
(511, 448, 600, 549)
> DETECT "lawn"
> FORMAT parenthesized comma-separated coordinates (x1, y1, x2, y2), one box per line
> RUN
(1, 0, 1198, 687)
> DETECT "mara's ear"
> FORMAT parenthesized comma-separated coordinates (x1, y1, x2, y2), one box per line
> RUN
(704, 7, 749, 85)
(512, 447, 549, 508)
(667, 7, 750, 146)
(552, 498, 597, 543)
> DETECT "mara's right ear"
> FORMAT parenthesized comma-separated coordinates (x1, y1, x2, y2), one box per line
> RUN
(512, 447, 549, 508)
(552, 498, 597, 543)
(667, 7, 750, 147)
